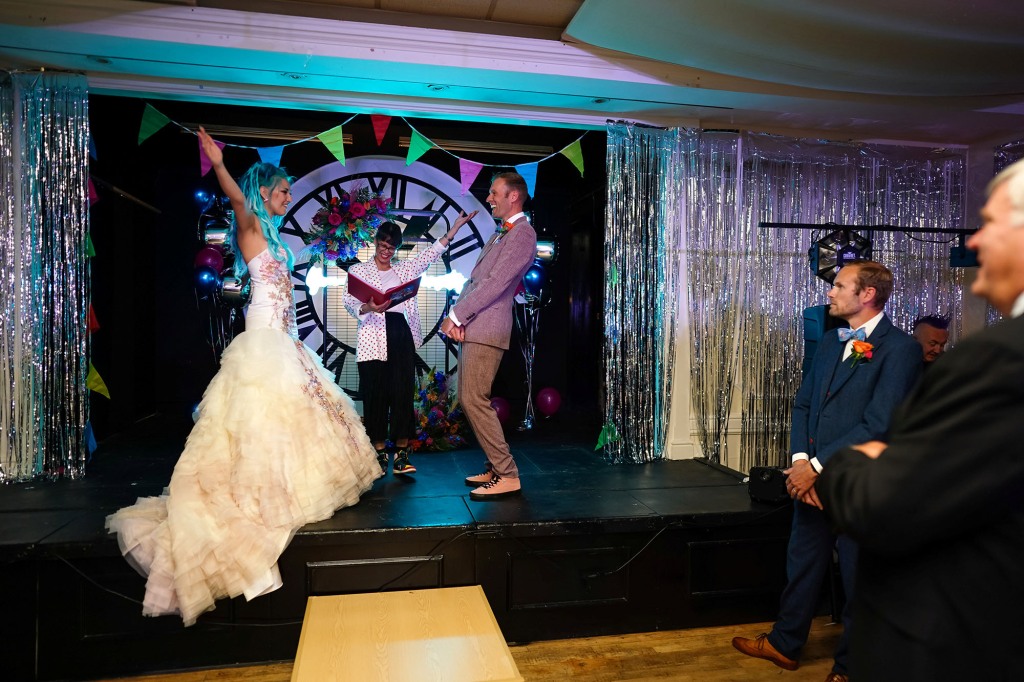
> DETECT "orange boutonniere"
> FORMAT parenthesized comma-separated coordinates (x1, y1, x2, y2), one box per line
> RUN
(850, 340, 873, 367)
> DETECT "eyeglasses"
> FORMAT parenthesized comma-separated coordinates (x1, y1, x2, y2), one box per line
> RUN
(375, 242, 397, 253)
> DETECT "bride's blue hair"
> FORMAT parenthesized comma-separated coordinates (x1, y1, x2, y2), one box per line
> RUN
(231, 162, 295, 276)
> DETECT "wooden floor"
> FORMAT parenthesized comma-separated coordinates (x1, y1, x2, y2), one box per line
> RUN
(95, 617, 842, 682)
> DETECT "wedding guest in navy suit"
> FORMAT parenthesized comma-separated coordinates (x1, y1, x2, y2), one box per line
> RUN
(817, 159, 1024, 681)
(733, 260, 922, 682)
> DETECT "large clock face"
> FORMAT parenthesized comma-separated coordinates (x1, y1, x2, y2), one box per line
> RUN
(279, 156, 493, 400)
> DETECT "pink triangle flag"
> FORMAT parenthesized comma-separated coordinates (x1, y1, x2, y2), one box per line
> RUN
(459, 158, 484, 196)
(88, 177, 99, 205)
(199, 136, 226, 177)
(371, 115, 391, 146)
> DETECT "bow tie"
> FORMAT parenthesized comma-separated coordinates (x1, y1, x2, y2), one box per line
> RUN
(495, 220, 515, 237)
(838, 327, 867, 342)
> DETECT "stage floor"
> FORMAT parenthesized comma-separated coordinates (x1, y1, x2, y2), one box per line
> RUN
(0, 412, 794, 682)
(0, 412, 782, 548)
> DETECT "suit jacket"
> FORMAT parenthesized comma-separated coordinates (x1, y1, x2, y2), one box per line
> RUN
(452, 217, 537, 350)
(791, 314, 923, 468)
(343, 240, 446, 362)
(818, 314, 1024, 681)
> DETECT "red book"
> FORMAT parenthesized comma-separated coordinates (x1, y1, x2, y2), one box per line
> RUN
(347, 270, 421, 311)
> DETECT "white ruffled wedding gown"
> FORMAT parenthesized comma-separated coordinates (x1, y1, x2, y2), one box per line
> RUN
(106, 248, 381, 626)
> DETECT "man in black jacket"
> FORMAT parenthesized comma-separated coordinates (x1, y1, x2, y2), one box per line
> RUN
(817, 158, 1024, 681)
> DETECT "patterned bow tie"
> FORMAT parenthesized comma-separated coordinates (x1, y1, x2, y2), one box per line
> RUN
(495, 220, 515, 238)
(838, 327, 867, 342)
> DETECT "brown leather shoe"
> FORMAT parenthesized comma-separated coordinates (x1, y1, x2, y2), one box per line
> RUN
(731, 633, 799, 671)
(465, 471, 493, 487)
(824, 674, 848, 682)
(469, 475, 521, 500)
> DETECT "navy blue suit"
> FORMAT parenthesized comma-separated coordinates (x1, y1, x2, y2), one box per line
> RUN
(768, 314, 921, 674)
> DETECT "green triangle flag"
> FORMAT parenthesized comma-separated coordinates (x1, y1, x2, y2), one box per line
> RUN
(138, 104, 171, 146)
(406, 129, 433, 166)
(609, 264, 619, 286)
(85, 233, 96, 258)
(318, 124, 346, 166)
(595, 421, 621, 450)
(560, 139, 585, 177)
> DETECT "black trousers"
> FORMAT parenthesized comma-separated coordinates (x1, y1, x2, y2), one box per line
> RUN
(358, 312, 416, 444)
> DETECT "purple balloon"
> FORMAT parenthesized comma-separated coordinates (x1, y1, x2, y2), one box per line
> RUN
(194, 246, 224, 272)
(490, 396, 511, 424)
(536, 387, 562, 417)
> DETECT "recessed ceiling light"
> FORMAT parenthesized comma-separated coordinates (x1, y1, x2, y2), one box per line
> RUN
(427, 84, 449, 92)
(87, 56, 111, 65)
(281, 73, 306, 80)
(592, 98, 609, 104)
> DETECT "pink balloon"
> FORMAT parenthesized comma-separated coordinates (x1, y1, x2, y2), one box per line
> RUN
(490, 396, 511, 424)
(536, 387, 562, 417)
(194, 246, 224, 272)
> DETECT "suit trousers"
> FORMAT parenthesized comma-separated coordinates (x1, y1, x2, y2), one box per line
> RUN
(769, 500, 858, 674)
(457, 340, 519, 479)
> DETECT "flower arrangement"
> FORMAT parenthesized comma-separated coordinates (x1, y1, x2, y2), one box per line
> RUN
(849, 340, 874, 367)
(411, 368, 470, 452)
(301, 186, 395, 266)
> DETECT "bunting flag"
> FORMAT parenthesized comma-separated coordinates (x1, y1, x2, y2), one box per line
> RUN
(85, 233, 96, 258)
(138, 103, 171, 145)
(87, 362, 111, 399)
(515, 162, 539, 198)
(561, 139, 585, 177)
(87, 303, 100, 335)
(318, 124, 347, 166)
(88, 177, 99, 205)
(459, 158, 484, 196)
(609, 264, 619, 286)
(89, 135, 98, 160)
(198, 135, 226, 177)
(84, 420, 98, 458)
(594, 421, 621, 450)
(406, 129, 434, 166)
(371, 114, 391, 146)
(257, 145, 284, 168)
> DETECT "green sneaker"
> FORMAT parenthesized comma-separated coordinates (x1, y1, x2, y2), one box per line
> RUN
(376, 449, 390, 473)
(392, 449, 416, 475)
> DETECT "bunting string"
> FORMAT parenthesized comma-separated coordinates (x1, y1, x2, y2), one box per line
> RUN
(136, 104, 588, 195)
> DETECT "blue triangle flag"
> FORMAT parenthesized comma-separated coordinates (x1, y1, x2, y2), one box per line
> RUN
(515, 162, 539, 198)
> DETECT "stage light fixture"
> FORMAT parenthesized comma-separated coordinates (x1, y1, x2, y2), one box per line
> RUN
(808, 228, 872, 283)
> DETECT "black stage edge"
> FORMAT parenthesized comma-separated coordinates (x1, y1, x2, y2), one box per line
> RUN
(0, 413, 793, 682)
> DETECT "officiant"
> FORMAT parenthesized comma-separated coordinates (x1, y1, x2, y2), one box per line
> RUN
(344, 214, 476, 475)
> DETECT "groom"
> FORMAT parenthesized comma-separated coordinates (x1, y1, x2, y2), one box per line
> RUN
(733, 259, 921, 682)
(441, 172, 537, 501)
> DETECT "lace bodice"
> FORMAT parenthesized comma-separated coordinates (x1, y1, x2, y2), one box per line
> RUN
(244, 249, 297, 338)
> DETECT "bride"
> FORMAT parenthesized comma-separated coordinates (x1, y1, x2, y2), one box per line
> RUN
(106, 127, 381, 626)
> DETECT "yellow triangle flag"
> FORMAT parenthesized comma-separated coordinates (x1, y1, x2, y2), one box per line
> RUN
(561, 139, 585, 177)
(138, 104, 171, 146)
(87, 362, 111, 399)
(406, 129, 434, 166)
(318, 124, 346, 165)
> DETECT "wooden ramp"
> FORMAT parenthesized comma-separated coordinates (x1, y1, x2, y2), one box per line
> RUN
(291, 586, 523, 682)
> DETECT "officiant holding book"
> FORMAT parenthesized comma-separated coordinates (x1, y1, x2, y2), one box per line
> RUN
(344, 216, 476, 475)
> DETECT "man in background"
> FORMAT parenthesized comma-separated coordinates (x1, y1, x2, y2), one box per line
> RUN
(817, 159, 1024, 680)
(911, 314, 950, 365)
(733, 260, 922, 682)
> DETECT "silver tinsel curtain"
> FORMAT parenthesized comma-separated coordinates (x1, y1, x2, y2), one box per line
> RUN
(0, 71, 90, 482)
(688, 132, 965, 469)
(602, 122, 679, 464)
